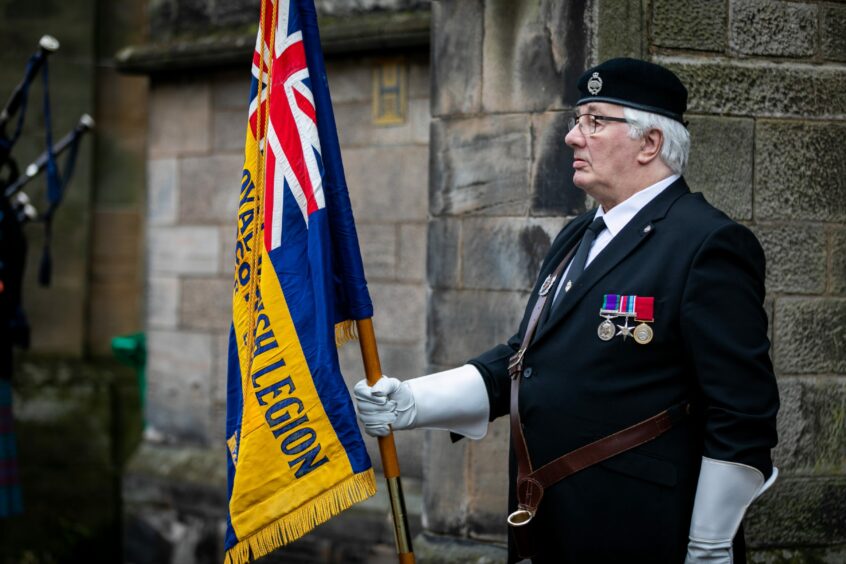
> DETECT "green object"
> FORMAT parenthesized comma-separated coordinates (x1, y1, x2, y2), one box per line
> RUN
(111, 332, 146, 422)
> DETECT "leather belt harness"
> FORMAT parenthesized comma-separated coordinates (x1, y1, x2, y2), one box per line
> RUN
(506, 243, 689, 558)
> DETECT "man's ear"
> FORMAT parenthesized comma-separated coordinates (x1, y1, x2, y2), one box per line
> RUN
(637, 128, 664, 165)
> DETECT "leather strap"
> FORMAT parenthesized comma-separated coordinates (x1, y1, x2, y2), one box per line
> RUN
(509, 244, 577, 482)
(507, 244, 689, 517)
(519, 402, 689, 513)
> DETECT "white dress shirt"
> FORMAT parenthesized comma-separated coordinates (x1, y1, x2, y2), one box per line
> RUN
(552, 174, 680, 303)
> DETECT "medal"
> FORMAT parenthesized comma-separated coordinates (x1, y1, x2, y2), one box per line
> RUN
(598, 294, 656, 344)
(633, 323, 653, 344)
(597, 318, 615, 341)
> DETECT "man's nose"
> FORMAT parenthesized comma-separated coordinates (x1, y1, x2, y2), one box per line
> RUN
(565, 124, 584, 147)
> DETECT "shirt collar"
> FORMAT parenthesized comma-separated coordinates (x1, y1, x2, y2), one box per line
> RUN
(594, 174, 680, 236)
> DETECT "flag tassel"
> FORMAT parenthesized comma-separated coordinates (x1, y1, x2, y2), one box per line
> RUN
(224, 469, 377, 564)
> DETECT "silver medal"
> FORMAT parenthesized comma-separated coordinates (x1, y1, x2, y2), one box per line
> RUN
(597, 318, 615, 341)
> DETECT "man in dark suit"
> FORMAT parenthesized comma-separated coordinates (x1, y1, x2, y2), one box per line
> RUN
(354, 58, 779, 563)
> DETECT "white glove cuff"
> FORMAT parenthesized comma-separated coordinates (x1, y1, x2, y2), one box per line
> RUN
(406, 365, 490, 439)
(689, 457, 777, 543)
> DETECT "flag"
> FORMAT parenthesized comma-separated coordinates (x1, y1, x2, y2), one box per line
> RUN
(224, 0, 376, 561)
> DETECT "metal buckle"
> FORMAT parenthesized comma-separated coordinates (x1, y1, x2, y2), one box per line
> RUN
(507, 508, 534, 527)
(508, 349, 526, 379)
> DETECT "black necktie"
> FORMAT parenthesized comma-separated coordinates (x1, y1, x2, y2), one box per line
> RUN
(538, 216, 607, 331)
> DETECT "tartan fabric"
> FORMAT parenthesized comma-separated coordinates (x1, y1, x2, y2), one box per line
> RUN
(0, 378, 23, 517)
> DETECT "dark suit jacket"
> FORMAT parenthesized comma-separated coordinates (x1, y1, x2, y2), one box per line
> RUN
(468, 178, 779, 563)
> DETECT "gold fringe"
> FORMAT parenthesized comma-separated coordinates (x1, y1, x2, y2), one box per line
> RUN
(334, 319, 359, 347)
(224, 469, 377, 564)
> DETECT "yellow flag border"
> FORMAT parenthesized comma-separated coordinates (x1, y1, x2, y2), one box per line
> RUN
(224, 469, 376, 564)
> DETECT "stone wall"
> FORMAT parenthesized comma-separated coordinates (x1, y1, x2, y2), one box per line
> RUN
(422, 0, 846, 560)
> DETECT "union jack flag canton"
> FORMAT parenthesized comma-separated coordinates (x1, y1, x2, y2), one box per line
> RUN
(250, 0, 326, 252)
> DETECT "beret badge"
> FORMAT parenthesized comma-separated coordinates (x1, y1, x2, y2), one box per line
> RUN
(587, 72, 603, 95)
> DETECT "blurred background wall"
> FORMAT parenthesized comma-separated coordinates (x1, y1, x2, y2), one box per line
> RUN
(0, 0, 843, 563)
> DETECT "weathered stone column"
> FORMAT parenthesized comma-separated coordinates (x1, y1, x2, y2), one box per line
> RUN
(422, 0, 592, 559)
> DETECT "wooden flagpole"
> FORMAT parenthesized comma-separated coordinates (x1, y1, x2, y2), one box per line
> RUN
(356, 318, 416, 564)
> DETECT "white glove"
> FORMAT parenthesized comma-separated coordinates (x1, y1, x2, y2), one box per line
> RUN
(685, 457, 778, 564)
(353, 365, 490, 439)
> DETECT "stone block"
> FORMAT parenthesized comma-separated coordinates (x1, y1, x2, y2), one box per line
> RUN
(414, 532, 509, 563)
(822, 4, 846, 62)
(730, 0, 817, 58)
(147, 158, 179, 225)
(482, 0, 586, 112)
(398, 222, 427, 282)
(93, 126, 146, 208)
(212, 108, 247, 152)
(773, 298, 846, 374)
(212, 70, 248, 109)
(370, 282, 426, 343)
(219, 224, 237, 275)
(755, 121, 846, 222)
(88, 280, 142, 357)
(213, 332, 229, 405)
(652, 0, 726, 52)
(89, 209, 142, 283)
(431, 0, 483, 116)
(465, 417, 510, 538)
(531, 111, 588, 216)
(461, 218, 559, 291)
(660, 58, 846, 119)
(23, 282, 86, 355)
(774, 376, 846, 474)
(148, 80, 211, 158)
(753, 224, 826, 294)
(344, 145, 429, 222)
(428, 289, 528, 366)
(326, 57, 373, 104)
(179, 277, 232, 331)
(748, 546, 846, 563)
(597, 0, 646, 62)
(410, 97, 431, 145)
(832, 228, 846, 295)
(427, 218, 461, 289)
(147, 276, 180, 329)
(146, 330, 214, 443)
(745, 475, 846, 547)
(358, 223, 397, 279)
(431, 115, 531, 217)
(179, 154, 242, 223)
(148, 226, 220, 274)
(407, 58, 430, 100)
(423, 428, 469, 534)
(686, 115, 754, 220)
(335, 100, 414, 148)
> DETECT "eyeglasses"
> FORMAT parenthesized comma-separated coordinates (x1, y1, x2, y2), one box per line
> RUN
(567, 113, 630, 135)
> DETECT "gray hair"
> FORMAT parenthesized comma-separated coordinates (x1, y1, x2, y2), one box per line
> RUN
(623, 107, 690, 175)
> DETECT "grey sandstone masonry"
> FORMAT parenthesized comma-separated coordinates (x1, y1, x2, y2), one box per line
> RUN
(755, 121, 846, 222)
(729, 0, 817, 58)
(773, 299, 846, 375)
(431, 115, 532, 217)
(822, 4, 846, 62)
(685, 116, 754, 221)
(652, 0, 726, 53)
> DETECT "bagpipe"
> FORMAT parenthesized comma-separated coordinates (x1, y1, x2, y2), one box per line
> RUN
(0, 35, 94, 360)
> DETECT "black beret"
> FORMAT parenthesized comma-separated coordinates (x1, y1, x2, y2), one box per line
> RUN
(576, 58, 688, 123)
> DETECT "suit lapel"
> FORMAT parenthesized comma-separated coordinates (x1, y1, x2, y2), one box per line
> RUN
(533, 178, 690, 343)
